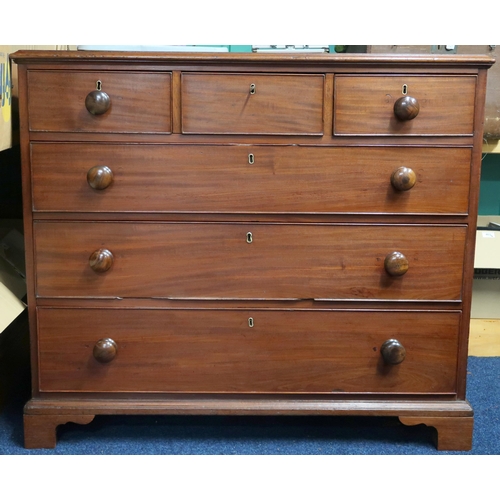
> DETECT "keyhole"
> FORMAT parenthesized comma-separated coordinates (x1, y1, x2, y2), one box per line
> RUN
(402, 84, 408, 95)
(250, 83, 256, 94)
(248, 153, 255, 165)
(246, 232, 253, 244)
(248, 318, 254, 328)
(96, 80, 102, 91)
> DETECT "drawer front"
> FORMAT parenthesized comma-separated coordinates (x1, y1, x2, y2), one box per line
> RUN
(181, 73, 324, 135)
(27, 70, 172, 133)
(31, 143, 471, 215)
(334, 75, 476, 136)
(34, 222, 466, 301)
(37, 308, 460, 394)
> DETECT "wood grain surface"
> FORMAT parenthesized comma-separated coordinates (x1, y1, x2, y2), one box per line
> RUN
(27, 70, 172, 133)
(37, 308, 460, 394)
(33, 222, 467, 301)
(334, 75, 476, 136)
(31, 144, 472, 215)
(181, 73, 324, 135)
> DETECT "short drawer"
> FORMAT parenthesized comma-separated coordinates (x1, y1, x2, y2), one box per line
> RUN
(31, 143, 471, 215)
(27, 70, 172, 133)
(181, 73, 324, 135)
(37, 308, 460, 394)
(334, 75, 476, 136)
(34, 222, 466, 301)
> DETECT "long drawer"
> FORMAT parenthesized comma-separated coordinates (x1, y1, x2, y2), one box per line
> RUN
(334, 75, 476, 136)
(37, 308, 460, 394)
(27, 70, 172, 133)
(34, 222, 466, 301)
(181, 73, 324, 135)
(31, 144, 471, 215)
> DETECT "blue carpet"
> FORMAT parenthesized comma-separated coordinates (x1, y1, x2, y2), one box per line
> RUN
(1, 352, 498, 455)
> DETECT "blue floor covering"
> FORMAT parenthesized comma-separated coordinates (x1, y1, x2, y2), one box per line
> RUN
(1, 356, 498, 455)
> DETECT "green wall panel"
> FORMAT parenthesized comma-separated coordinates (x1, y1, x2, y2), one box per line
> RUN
(479, 154, 500, 215)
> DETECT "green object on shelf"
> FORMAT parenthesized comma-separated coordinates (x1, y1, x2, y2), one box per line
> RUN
(228, 45, 253, 52)
(479, 154, 500, 215)
(228, 46, 342, 53)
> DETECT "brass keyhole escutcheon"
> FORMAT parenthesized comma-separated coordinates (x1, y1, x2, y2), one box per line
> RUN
(248, 153, 255, 165)
(402, 84, 408, 95)
(96, 80, 103, 91)
(249, 83, 256, 94)
(248, 318, 254, 328)
(246, 232, 253, 244)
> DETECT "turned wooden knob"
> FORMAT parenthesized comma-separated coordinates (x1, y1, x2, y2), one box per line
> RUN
(391, 166, 416, 191)
(85, 90, 111, 115)
(384, 251, 409, 276)
(381, 339, 406, 365)
(89, 248, 114, 273)
(394, 95, 420, 121)
(93, 338, 118, 363)
(87, 165, 113, 190)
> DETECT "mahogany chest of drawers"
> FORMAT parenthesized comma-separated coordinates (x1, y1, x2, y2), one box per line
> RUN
(12, 51, 494, 450)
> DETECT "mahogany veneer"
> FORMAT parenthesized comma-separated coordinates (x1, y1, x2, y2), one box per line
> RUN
(31, 144, 472, 214)
(34, 222, 466, 301)
(12, 50, 494, 450)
